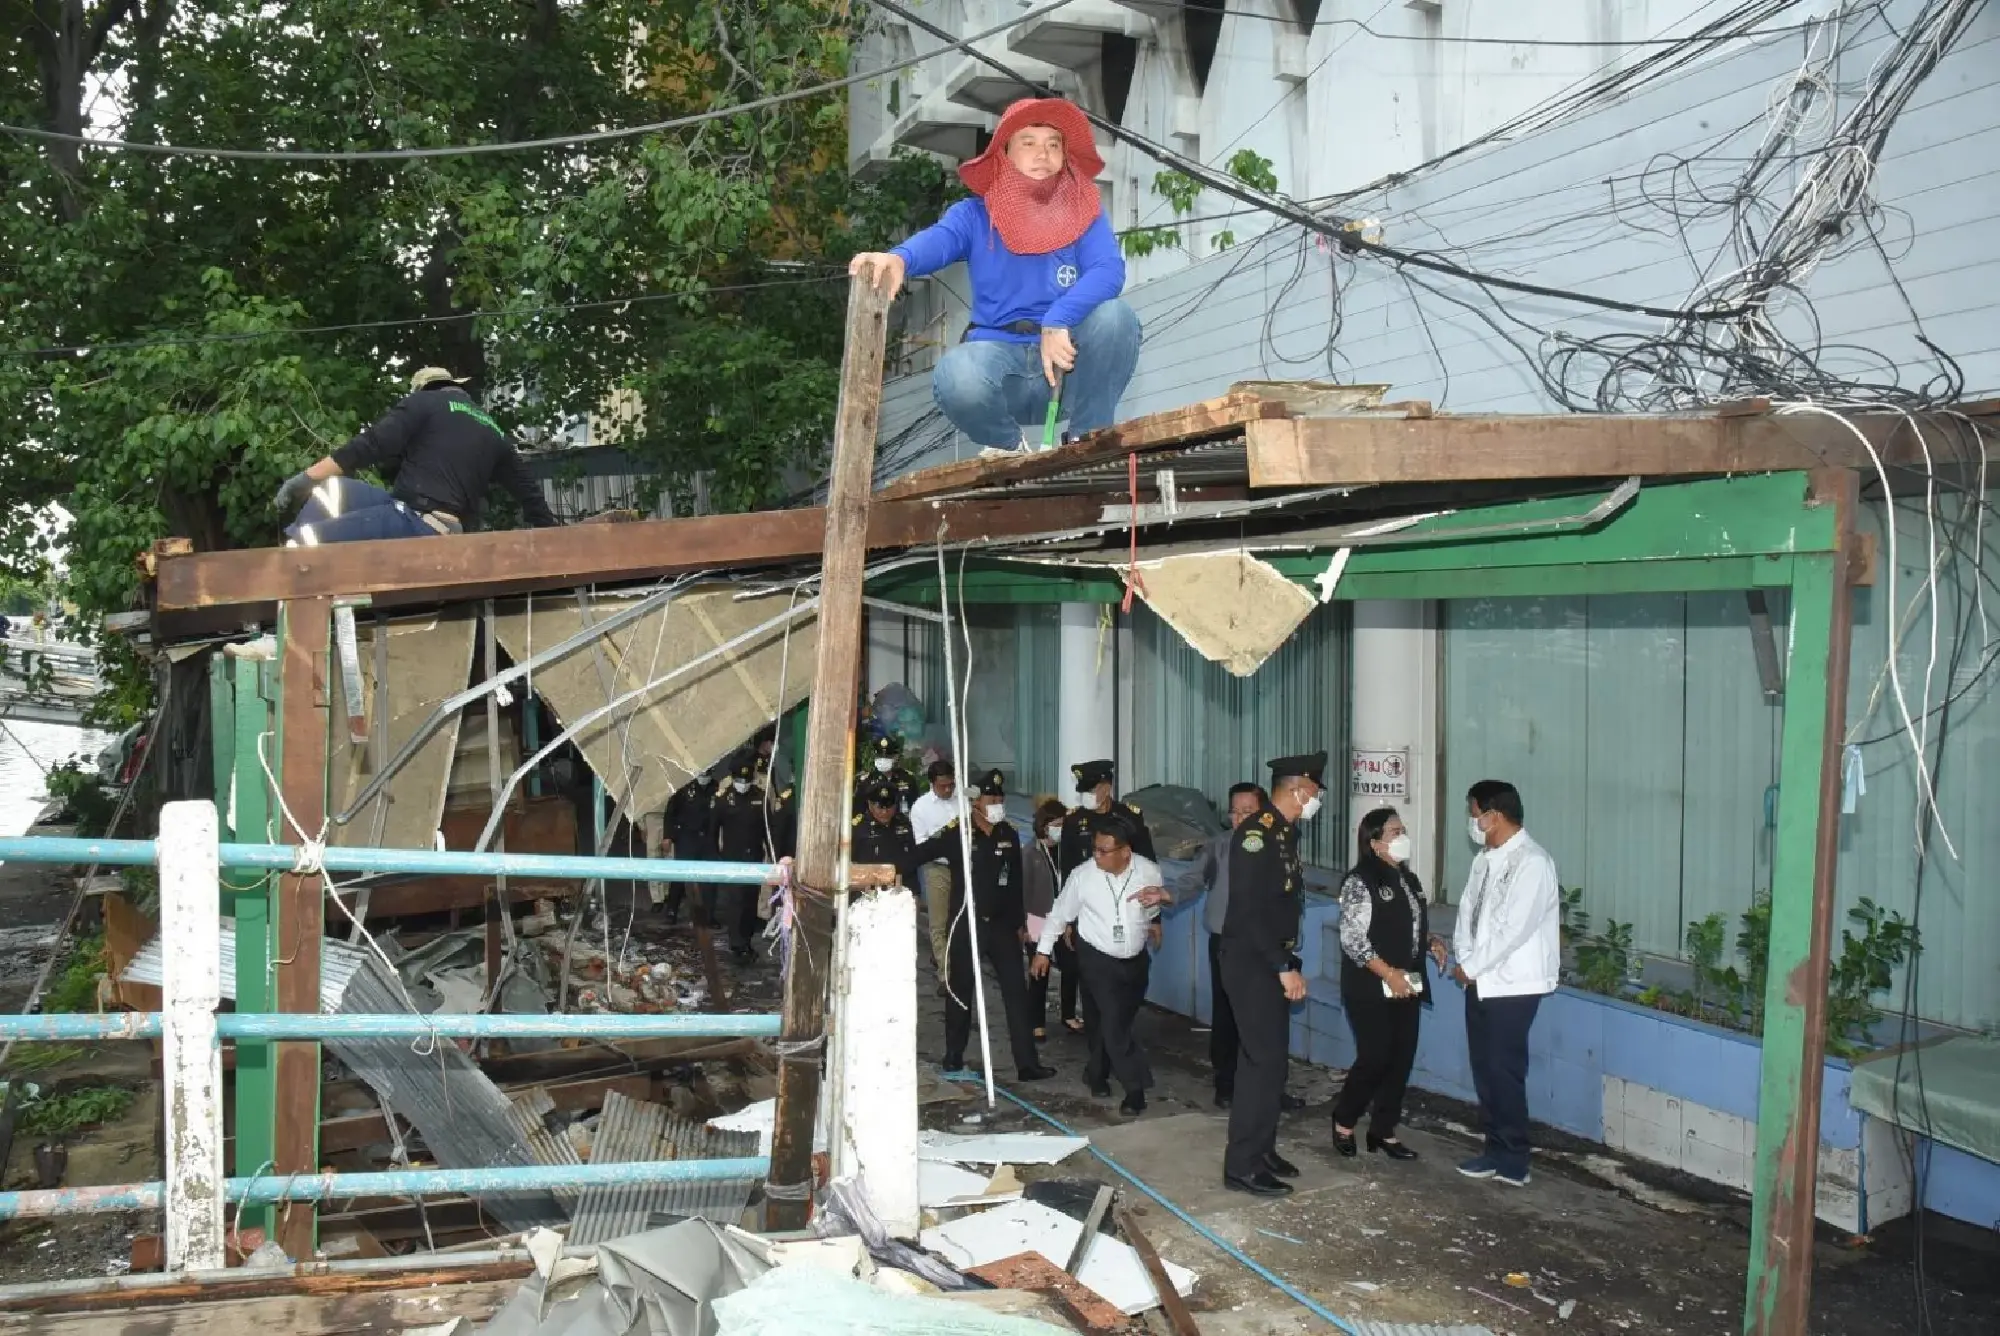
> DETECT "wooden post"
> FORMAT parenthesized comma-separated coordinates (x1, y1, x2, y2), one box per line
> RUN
(160, 800, 225, 1271)
(274, 597, 330, 1260)
(764, 277, 892, 1229)
(1744, 471, 1856, 1336)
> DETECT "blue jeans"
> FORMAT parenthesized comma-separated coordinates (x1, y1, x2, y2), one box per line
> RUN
(931, 298, 1142, 447)
(285, 478, 438, 546)
(1465, 986, 1543, 1176)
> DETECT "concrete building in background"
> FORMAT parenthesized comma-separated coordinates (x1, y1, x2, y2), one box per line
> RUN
(851, 1, 2000, 1029)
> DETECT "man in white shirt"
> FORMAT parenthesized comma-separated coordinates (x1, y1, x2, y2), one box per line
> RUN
(1448, 779, 1560, 1188)
(1032, 814, 1167, 1117)
(909, 761, 962, 985)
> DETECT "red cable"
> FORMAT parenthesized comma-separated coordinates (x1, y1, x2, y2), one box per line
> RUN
(1121, 450, 1146, 613)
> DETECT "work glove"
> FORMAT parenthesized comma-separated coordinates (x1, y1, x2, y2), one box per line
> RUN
(272, 471, 315, 514)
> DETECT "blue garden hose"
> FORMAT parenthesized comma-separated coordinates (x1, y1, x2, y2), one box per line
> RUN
(948, 1074, 1361, 1333)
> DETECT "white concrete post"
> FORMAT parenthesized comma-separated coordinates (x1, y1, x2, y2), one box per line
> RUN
(1348, 601, 1444, 889)
(1059, 604, 1117, 778)
(828, 887, 920, 1238)
(159, 799, 226, 1271)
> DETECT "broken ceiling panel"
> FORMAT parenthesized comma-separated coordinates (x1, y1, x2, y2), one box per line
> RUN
(330, 611, 479, 850)
(493, 585, 816, 817)
(1131, 550, 1317, 677)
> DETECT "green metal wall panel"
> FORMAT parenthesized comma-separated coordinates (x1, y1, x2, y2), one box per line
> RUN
(1440, 496, 1998, 1030)
(1011, 603, 1062, 798)
(1131, 600, 1349, 868)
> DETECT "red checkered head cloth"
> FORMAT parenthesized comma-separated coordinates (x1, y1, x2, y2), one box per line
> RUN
(957, 98, 1105, 255)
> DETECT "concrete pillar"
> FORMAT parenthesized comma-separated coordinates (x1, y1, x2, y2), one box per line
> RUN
(160, 800, 226, 1271)
(1348, 601, 1444, 891)
(826, 887, 920, 1238)
(1058, 603, 1118, 781)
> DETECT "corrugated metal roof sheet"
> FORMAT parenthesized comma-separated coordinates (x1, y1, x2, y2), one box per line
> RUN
(509, 1087, 583, 1212)
(567, 1090, 761, 1245)
(330, 959, 566, 1233)
(121, 919, 368, 1011)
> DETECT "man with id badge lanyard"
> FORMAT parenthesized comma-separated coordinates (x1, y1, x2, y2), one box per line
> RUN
(1033, 813, 1167, 1118)
(1446, 780, 1561, 1188)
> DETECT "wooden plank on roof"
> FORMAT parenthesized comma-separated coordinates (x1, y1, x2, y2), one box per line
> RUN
(152, 495, 1108, 616)
(873, 388, 1292, 502)
(1244, 410, 1994, 487)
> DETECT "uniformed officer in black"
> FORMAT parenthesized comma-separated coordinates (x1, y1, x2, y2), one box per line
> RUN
(761, 759, 798, 861)
(1057, 759, 1156, 879)
(662, 767, 717, 927)
(851, 778, 919, 868)
(909, 769, 1057, 1082)
(710, 749, 780, 962)
(854, 734, 918, 815)
(1220, 750, 1327, 1197)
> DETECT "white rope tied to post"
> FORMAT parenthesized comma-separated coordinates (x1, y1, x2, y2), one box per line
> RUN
(289, 832, 328, 878)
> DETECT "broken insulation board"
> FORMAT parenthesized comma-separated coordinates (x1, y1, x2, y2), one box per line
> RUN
(493, 585, 816, 817)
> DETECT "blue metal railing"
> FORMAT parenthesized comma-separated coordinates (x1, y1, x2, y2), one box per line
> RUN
(0, 835, 780, 884)
(0, 820, 788, 1251)
(0, 1159, 774, 1221)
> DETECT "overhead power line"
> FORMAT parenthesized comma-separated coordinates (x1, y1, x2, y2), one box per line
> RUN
(863, 0, 1762, 323)
(0, 0, 1081, 163)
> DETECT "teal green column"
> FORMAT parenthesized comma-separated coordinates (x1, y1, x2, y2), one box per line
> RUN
(208, 657, 235, 837)
(230, 655, 276, 1234)
(1744, 544, 1854, 1335)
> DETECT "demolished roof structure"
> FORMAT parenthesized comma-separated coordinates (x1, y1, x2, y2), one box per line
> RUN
(129, 353, 2000, 1333)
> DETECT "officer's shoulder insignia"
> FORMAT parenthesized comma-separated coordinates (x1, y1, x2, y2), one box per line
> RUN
(781, 787, 794, 801)
(1241, 831, 1265, 853)
(943, 817, 960, 830)
(1124, 802, 1142, 816)
(851, 814, 863, 827)
(1259, 812, 1275, 828)
(1377, 885, 1394, 902)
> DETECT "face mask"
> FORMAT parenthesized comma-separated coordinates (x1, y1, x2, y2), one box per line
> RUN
(983, 802, 1007, 823)
(1046, 824, 1063, 843)
(1386, 833, 1414, 863)
(1299, 793, 1322, 821)
(874, 757, 895, 773)
(733, 780, 751, 795)
(1468, 815, 1487, 848)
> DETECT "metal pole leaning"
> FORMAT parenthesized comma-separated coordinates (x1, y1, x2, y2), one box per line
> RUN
(159, 800, 226, 1271)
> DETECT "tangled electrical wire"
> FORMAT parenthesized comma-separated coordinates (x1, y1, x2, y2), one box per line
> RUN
(1538, 0, 1984, 412)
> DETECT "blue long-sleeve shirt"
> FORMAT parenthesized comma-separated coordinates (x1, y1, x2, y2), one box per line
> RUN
(891, 198, 1125, 344)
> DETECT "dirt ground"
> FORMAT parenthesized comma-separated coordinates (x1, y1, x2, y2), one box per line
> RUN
(892, 910, 2000, 1336)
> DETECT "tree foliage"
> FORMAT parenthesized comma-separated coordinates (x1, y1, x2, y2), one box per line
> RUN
(2, 0, 957, 673)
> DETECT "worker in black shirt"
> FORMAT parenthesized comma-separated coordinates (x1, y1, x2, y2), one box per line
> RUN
(1221, 750, 1326, 1198)
(273, 367, 561, 544)
(909, 770, 1057, 1083)
(662, 767, 718, 927)
(1057, 759, 1154, 878)
(710, 749, 777, 962)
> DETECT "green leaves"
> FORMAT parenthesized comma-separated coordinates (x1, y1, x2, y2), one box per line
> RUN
(2, 0, 946, 657)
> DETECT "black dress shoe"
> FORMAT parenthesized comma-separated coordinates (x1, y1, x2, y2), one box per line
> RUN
(1214, 1090, 1233, 1110)
(1265, 1151, 1301, 1178)
(1333, 1126, 1358, 1159)
(1225, 1171, 1294, 1197)
(942, 1054, 965, 1073)
(1089, 1081, 1112, 1099)
(1016, 1064, 1057, 1081)
(1280, 1092, 1306, 1112)
(1368, 1133, 1419, 1161)
(1119, 1091, 1147, 1118)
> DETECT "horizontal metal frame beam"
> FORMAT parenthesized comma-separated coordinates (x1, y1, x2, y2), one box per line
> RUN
(0, 1012, 782, 1042)
(0, 1158, 773, 1221)
(870, 473, 1838, 605)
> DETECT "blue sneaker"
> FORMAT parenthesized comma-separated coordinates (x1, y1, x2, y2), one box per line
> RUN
(1457, 1155, 1499, 1179)
(1494, 1164, 1532, 1187)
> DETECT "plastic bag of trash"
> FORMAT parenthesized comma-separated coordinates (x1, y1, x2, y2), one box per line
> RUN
(712, 1265, 1054, 1335)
